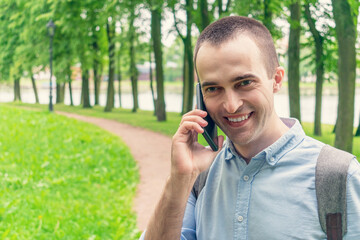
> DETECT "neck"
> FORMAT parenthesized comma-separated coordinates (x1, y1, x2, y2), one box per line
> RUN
(234, 117, 289, 163)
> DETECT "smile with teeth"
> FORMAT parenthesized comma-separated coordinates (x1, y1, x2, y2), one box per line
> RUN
(227, 113, 251, 122)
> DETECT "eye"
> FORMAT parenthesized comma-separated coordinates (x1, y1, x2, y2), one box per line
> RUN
(240, 80, 252, 86)
(204, 86, 218, 93)
(238, 80, 253, 87)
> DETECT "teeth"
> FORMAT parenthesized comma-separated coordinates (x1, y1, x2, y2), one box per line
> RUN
(228, 114, 250, 122)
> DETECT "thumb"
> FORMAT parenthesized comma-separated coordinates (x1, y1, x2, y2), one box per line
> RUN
(215, 135, 225, 152)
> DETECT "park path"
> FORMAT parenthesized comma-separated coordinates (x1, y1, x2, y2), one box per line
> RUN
(56, 111, 171, 231)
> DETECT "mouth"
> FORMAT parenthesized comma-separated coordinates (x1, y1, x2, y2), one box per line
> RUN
(226, 112, 253, 123)
(224, 112, 254, 127)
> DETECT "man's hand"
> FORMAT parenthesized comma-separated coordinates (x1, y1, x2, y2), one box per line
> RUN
(144, 109, 223, 240)
(171, 109, 224, 178)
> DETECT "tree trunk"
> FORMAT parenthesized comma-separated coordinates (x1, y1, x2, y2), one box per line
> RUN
(181, 50, 188, 115)
(304, 3, 324, 136)
(13, 78, 21, 101)
(117, 49, 122, 108)
(30, 74, 39, 103)
(287, 1, 301, 122)
(81, 68, 91, 108)
(93, 61, 100, 106)
(61, 83, 65, 103)
(149, 43, 157, 115)
(129, 9, 139, 112)
(332, 0, 357, 152)
(199, 0, 210, 31)
(172, 0, 194, 115)
(93, 39, 101, 106)
(151, 7, 167, 121)
(183, 0, 194, 114)
(105, 20, 115, 112)
(56, 82, 61, 103)
(218, 0, 223, 16)
(56, 82, 65, 104)
(68, 80, 74, 106)
(80, 83, 83, 105)
(65, 64, 74, 106)
(263, 0, 273, 34)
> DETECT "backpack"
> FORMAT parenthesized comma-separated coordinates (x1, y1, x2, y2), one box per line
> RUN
(191, 144, 354, 240)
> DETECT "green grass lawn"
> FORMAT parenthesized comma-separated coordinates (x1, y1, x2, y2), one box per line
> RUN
(0, 105, 140, 239)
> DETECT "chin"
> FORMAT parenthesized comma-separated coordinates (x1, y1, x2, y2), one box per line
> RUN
(226, 131, 255, 147)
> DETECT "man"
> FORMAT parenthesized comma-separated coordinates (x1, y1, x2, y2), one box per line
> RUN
(140, 16, 360, 239)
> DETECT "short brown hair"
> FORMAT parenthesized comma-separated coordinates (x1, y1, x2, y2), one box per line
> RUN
(194, 16, 279, 78)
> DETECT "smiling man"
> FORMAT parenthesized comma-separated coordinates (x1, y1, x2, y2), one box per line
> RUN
(140, 16, 360, 240)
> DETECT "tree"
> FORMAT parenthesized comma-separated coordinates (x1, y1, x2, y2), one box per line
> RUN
(198, 0, 211, 31)
(150, 0, 166, 121)
(303, 2, 325, 136)
(52, 0, 93, 108)
(30, 73, 39, 103)
(90, 13, 106, 107)
(128, 2, 139, 113)
(301, 1, 338, 136)
(288, 0, 301, 122)
(171, 0, 195, 114)
(13, 77, 21, 101)
(104, 18, 116, 112)
(117, 42, 124, 109)
(217, 0, 232, 17)
(331, 0, 358, 152)
(0, 1, 22, 102)
(18, 0, 51, 104)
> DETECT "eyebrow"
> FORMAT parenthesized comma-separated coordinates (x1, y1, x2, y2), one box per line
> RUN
(201, 73, 258, 88)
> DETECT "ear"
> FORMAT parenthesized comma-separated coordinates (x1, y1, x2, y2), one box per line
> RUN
(273, 67, 285, 93)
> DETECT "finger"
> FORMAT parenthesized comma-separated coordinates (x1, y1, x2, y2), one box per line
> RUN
(180, 115, 208, 127)
(183, 109, 207, 118)
(178, 121, 204, 135)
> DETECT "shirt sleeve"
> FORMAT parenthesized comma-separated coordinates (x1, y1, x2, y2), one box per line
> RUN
(180, 191, 197, 239)
(138, 192, 197, 240)
(345, 158, 360, 239)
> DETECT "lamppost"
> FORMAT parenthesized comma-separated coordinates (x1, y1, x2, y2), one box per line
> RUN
(47, 19, 55, 112)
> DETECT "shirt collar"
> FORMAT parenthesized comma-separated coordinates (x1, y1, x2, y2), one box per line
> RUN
(223, 118, 305, 166)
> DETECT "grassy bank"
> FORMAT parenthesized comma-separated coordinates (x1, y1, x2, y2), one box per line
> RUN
(4, 102, 360, 159)
(0, 105, 140, 239)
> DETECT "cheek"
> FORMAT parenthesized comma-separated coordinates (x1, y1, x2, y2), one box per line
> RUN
(204, 96, 220, 111)
(257, 86, 274, 106)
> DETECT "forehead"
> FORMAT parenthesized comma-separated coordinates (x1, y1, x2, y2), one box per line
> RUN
(196, 36, 263, 76)
(197, 35, 260, 60)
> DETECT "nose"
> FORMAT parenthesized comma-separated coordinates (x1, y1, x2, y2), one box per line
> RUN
(223, 91, 243, 114)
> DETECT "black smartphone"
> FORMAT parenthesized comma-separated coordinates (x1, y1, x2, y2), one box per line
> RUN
(196, 83, 218, 151)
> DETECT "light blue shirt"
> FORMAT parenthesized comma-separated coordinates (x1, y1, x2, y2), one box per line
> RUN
(140, 118, 360, 239)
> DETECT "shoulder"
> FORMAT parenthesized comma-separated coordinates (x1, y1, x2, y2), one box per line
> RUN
(348, 157, 360, 179)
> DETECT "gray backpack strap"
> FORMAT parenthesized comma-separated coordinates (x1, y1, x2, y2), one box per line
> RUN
(191, 168, 210, 199)
(316, 144, 354, 239)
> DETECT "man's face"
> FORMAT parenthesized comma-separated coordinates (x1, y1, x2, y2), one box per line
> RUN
(196, 36, 283, 151)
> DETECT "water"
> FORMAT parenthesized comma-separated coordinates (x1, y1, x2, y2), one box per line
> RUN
(1, 86, 359, 127)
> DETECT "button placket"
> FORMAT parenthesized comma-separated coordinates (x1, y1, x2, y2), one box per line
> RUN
(234, 158, 265, 240)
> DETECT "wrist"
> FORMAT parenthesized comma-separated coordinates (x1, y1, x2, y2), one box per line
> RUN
(166, 173, 198, 201)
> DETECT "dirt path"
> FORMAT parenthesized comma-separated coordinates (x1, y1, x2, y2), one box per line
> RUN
(56, 112, 171, 231)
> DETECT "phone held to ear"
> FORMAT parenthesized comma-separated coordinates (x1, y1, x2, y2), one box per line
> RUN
(196, 83, 218, 151)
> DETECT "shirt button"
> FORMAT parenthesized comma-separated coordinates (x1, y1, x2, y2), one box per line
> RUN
(243, 175, 249, 181)
(270, 157, 275, 162)
(237, 216, 244, 222)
